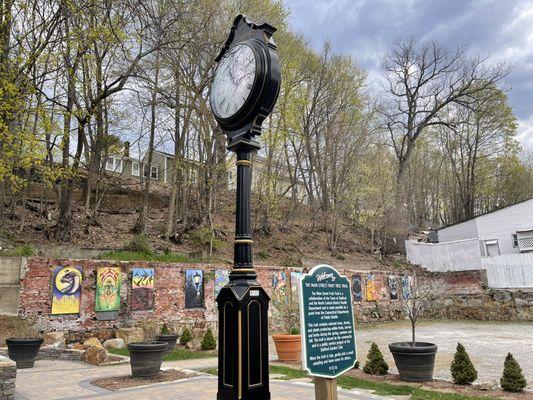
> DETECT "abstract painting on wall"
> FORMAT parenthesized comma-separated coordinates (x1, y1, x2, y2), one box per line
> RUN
(352, 274, 363, 302)
(131, 268, 155, 310)
(375, 274, 389, 301)
(365, 273, 378, 301)
(95, 266, 122, 312)
(388, 275, 398, 300)
(214, 270, 229, 298)
(401, 275, 412, 300)
(185, 269, 204, 308)
(272, 271, 287, 295)
(51, 266, 82, 315)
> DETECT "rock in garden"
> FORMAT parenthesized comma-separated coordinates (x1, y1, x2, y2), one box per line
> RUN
(116, 327, 144, 345)
(82, 346, 108, 365)
(103, 338, 125, 349)
(83, 337, 103, 349)
(43, 331, 65, 347)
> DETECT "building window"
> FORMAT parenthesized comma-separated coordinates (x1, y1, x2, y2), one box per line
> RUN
(105, 157, 122, 173)
(484, 239, 500, 257)
(512, 234, 519, 248)
(131, 162, 140, 177)
(150, 165, 159, 180)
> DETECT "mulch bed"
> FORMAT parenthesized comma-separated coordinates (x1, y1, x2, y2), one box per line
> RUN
(346, 368, 532, 400)
(91, 369, 199, 391)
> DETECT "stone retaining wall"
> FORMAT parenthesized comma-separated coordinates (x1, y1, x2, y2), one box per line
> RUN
(0, 358, 15, 400)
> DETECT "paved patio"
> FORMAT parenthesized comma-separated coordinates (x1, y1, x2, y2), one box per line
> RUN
(13, 359, 395, 400)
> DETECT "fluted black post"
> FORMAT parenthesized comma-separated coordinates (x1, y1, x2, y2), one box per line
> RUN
(217, 139, 270, 400)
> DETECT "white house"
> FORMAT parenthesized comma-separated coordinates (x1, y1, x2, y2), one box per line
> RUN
(437, 197, 533, 256)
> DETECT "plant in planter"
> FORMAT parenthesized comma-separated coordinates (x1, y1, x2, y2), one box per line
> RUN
(156, 323, 178, 355)
(6, 337, 44, 368)
(388, 274, 445, 382)
(271, 288, 301, 362)
(127, 341, 168, 378)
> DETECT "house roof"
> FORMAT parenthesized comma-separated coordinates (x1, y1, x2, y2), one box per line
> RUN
(437, 196, 533, 231)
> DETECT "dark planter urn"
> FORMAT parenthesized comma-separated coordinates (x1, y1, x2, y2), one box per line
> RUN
(6, 338, 44, 369)
(156, 334, 178, 355)
(128, 341, 168, 378)
(389, 342, 438, 382)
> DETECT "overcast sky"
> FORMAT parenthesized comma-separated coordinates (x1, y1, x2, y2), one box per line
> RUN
(282, 0, 533, 151)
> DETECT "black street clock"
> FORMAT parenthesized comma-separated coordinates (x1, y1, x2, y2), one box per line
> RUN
(210, 14, 281, 400)
(210, 14, 281, 148)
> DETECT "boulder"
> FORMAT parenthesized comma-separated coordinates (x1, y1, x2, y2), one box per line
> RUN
(83, 337, 103, 350)
(43, 331, 65, 347)
(81, 346, 108, 365)
(72, 343, 85, 351)
(116, 327, 144, 345)
(103, 338, 125, 349)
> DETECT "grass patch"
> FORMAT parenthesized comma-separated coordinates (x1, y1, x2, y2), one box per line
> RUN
(1, 243, 35, 257)
(201, 365, 501, 400)
(108, 347, 215, 361)
(98, 250, 201, 263)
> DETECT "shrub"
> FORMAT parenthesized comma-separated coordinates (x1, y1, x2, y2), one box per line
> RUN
(189, 227, 223, 252)
(363, 342, 389, 375)
(12, 243, 35, 256)
(161, 324, 170, 335)
(180, 327, 193, 345)
(353, 360, 360, 369)
(201, 328, 217, 351)
(450, 343, 477, 384)
(125, 234, 151, 254)
(500, 353, 527, 392)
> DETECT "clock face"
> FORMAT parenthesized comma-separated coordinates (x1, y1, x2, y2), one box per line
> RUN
(210, 43, 257, 119)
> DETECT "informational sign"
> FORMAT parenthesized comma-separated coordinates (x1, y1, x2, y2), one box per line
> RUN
(300, 265, 357, 378)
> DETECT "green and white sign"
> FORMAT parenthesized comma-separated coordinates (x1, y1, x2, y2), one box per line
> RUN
(299, 264, 357, 378)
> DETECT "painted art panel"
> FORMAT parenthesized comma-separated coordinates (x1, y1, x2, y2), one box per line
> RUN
(290, 271, 302, 300)
(365, 273, 378, 301)
(185, 269, 204, 308)
(374, 274, 389, 301)
(272, 271, 287, 294)
(51, 266, 82, 315)
(402, 275, 412, 300)
(388, 275, 399, 300)
(95, 267, 122, 312)
(352, 274, 363, 302)
(214, 270, 229, 298)
(131, 268, 154, 310)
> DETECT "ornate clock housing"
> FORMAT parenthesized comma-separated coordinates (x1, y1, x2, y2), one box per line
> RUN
(209, 15, 281, 149)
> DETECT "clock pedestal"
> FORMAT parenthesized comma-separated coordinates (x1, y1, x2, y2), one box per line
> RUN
(216, 138, 271, 400)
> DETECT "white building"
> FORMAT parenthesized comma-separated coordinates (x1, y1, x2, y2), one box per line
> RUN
(437, 197, 533, 256)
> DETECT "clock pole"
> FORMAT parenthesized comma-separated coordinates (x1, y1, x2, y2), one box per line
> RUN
(211, 15, 280, 400)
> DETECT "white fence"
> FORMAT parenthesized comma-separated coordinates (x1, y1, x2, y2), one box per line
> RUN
(405, 239, 483, 272)
(483, 254, 533, 288)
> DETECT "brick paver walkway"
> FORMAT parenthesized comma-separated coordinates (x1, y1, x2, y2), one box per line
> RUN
(13, 359, 397, 400)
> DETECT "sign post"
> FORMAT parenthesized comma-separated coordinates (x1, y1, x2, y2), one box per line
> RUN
(299, 265, 357, 400)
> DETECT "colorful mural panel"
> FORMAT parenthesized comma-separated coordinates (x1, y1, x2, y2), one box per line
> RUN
(352, 274, 363, 302)
(51, 266, 82, 315)
(401, 275, 412, 300)
(95, 267, 122, 312)
(131, 268, 154, 310)
(185, 269, 204, 308)
(365, 274, 378, 301)
(272, 271, 287, 294)
(388, 275, 398, 300)
(214, 270, 229, 298)
(290, 271, 302, 300)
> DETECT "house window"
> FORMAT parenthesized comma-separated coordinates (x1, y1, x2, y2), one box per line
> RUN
(484, 239, 500, 257)
(131, 162, 140, 177)
(512, 234, 519, 248)
(105, 157, 122, 173)
(150, 165, 159, 180)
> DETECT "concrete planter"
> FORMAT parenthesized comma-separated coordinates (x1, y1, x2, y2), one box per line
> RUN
(6, 338, 44, 369)
(128, 341, 168, 378)
(272, 334, 301, 362)
(156, 334, 178, 355)
(389, 342, 437, 382)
